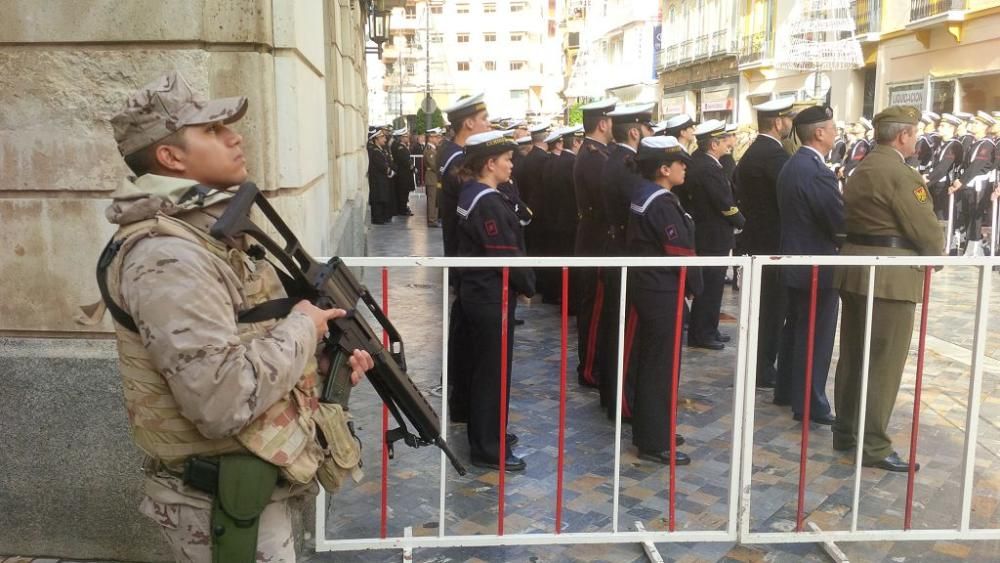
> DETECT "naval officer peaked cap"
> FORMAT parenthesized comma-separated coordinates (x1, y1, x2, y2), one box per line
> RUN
(753, 96, 795, 118)
(543, 129, 564, 144)
(393, 127, 408, 136)
(693, 119, 727, 140)
(562, 124, 584, 140)
(940, 113, 963, 127)
(579, 98, 617, 117)
(528, 122, 551, 135)
(663, 113, 695, 130)
(516, 135, 533, 145)
(465, 130, 517, 158)
(953, 111, 973, 121)
(608, 103, 655, 126)
(637, 135, 692, 164)
(445, 92, 487, 122)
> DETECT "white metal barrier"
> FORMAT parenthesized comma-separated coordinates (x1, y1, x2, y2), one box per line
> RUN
(312, 254, 1000, 555)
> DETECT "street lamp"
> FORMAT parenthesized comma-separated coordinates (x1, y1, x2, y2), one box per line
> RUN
(367, 1, 391, 58)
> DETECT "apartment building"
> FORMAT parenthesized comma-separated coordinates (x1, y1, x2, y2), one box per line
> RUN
(377, 0, 563, 124)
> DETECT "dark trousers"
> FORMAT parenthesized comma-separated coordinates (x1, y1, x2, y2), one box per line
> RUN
(575, 267, 603, 387)
(463, 298, 516, 462)
(757, 267, 788, 386)
(833, 293, 915, 463)
(689, 265, 726, 344)
(597, 268, 637, 417)
(776, 287, 837, 418)
(395, 180, 411, 214)
(630, 288, 682, 452)
(447, 296, 473, 423)
(370, 202, 391, 224)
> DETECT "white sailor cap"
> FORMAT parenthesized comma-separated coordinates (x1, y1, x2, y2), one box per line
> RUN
(392, 127, 408, 136)
(505, 119, 527, 130)
(515, 135, 533, 145)
(368, 129, 383, 141)
(940, 113, 963, 127)
(662, 113, 695, 132)
(579, 97, 617, 117)
(543, 129, 563, 144)
(954, 111, 974, 121)
(973, 110, 996, 126)
(561, 124, 584, 139)
(693, 119, 727, 140)
(528, 122, 551, 135)
(608, 102, 655, 126)
(444, 92, 487, 121)
(753, 96, 796, 118)
(858, 117, 873, 131)
(464, 130, 517, 158)
(637, 135, 691, 163)
(921, 111, 940, 124)
(835, 120, 846, 129)
(427, 127, 444, 135)
(724, 123, 738, 134)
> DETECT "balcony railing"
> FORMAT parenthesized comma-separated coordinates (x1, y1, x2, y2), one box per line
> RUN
(657, 31, 735, 72)
(910, 0, 965, 21)
(738, 30, 770, 67)
(852, 0, 881, 35)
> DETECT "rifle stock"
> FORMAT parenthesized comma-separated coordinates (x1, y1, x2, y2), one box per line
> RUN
(210, 182, 466, 476)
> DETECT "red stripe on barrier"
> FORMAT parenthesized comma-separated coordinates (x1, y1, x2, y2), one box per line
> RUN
(795, 265, 819, 533)
(498, 266, 510, 536)
(556, 267, 569, 534)
(904, 266, 933, 530)
(380, 267, 389, 539)
(583, 274, 605, 385)
(621, 306, 639, 418)
(669, 266, 687, 531)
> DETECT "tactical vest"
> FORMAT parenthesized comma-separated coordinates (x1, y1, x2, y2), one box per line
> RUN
(102, 211, 361, 491)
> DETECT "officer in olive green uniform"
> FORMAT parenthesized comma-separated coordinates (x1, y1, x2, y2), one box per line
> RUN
(832, 105, 943, 472)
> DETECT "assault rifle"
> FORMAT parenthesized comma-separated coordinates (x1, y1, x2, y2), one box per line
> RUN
(210, 182, 466, 476)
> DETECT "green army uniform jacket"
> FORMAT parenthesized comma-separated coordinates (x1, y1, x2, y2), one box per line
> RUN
(835, 144, 943, 303)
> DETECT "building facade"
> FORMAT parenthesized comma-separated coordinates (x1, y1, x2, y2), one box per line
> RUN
(876, 0, 1000, 115)
(657, 0, 740, 123)
(0, 0, 377, 559)
(565, 0, 661, 108)
(376, 0, 564, 124)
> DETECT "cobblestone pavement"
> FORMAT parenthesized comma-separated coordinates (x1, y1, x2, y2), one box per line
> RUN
(9, 194, 998, 563)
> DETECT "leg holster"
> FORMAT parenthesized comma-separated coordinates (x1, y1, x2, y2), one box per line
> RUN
(183, 454, 279, 563)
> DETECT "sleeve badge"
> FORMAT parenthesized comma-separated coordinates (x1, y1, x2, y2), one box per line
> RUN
(665, 224, 678, 240)
(484, 219, 499, 236)
(913, 186, 929, 203)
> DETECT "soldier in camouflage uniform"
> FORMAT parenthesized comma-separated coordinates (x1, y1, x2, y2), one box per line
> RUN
(100, 71, 374, 562)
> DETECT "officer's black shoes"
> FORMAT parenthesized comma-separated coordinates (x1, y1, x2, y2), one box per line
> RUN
(577, 377, 600, 389)
(638, 449, 691, 466)
(715, 331, 731, 343)
(863, 452, 919, 473)
(792, 412, 836, 425)
(506, 433, 519, 448)
(674, 434, 686, 446)
(772, 396, 791, 406)
(688, 339, 724, 351)
(471, 453, 526, 472)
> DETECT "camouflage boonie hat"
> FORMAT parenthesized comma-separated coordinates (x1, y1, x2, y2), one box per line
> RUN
(111, 70, 248, 156)
(873, 105, 921, 127)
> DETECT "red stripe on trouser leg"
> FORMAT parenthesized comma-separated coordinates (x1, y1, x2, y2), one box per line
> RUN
(583, 274, 605, 385)
(621, 305, 638, 418)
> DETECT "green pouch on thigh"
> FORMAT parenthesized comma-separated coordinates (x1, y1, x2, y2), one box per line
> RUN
(212, 454, 279, 563)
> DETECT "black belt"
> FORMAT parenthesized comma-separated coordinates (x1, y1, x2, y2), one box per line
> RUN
(846, 234, 916, 251)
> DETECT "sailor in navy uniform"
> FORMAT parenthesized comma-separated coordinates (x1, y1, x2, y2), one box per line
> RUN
(926, 113, 965, 220)
(775, 106, 845, 425)
(545, 126, 583, 310)
(829, 121, 848, 176)
(437, 93, 493, 423)
(660, 113, 698, 152)
(573, 98, 617, 390)
(686, 120, 745, 350)
(455, 131, 536, 472)
(733, 96, 794, 387)
(596, 102, 654, 417)
(842, 118, 872, 179)
(915, 112, 940, 174)
(390, 127, 416, 216)
(367, 127, 395, 224)
(948, 111, 997, 253)
(626, 135, 700, 466)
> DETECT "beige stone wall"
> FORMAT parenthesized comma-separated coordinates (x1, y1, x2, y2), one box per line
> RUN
(0, 0, 371, 336)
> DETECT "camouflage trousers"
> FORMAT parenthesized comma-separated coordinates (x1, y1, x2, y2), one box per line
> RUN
(140, 495, 297, 562)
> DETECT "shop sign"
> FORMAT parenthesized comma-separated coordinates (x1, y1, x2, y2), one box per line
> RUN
(888, 82, 925, 108)
(661, 95, 687, 115)
(702, 87, 734, 112)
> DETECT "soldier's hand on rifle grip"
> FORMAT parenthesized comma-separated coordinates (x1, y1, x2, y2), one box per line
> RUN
(293, 300, 347, 342)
